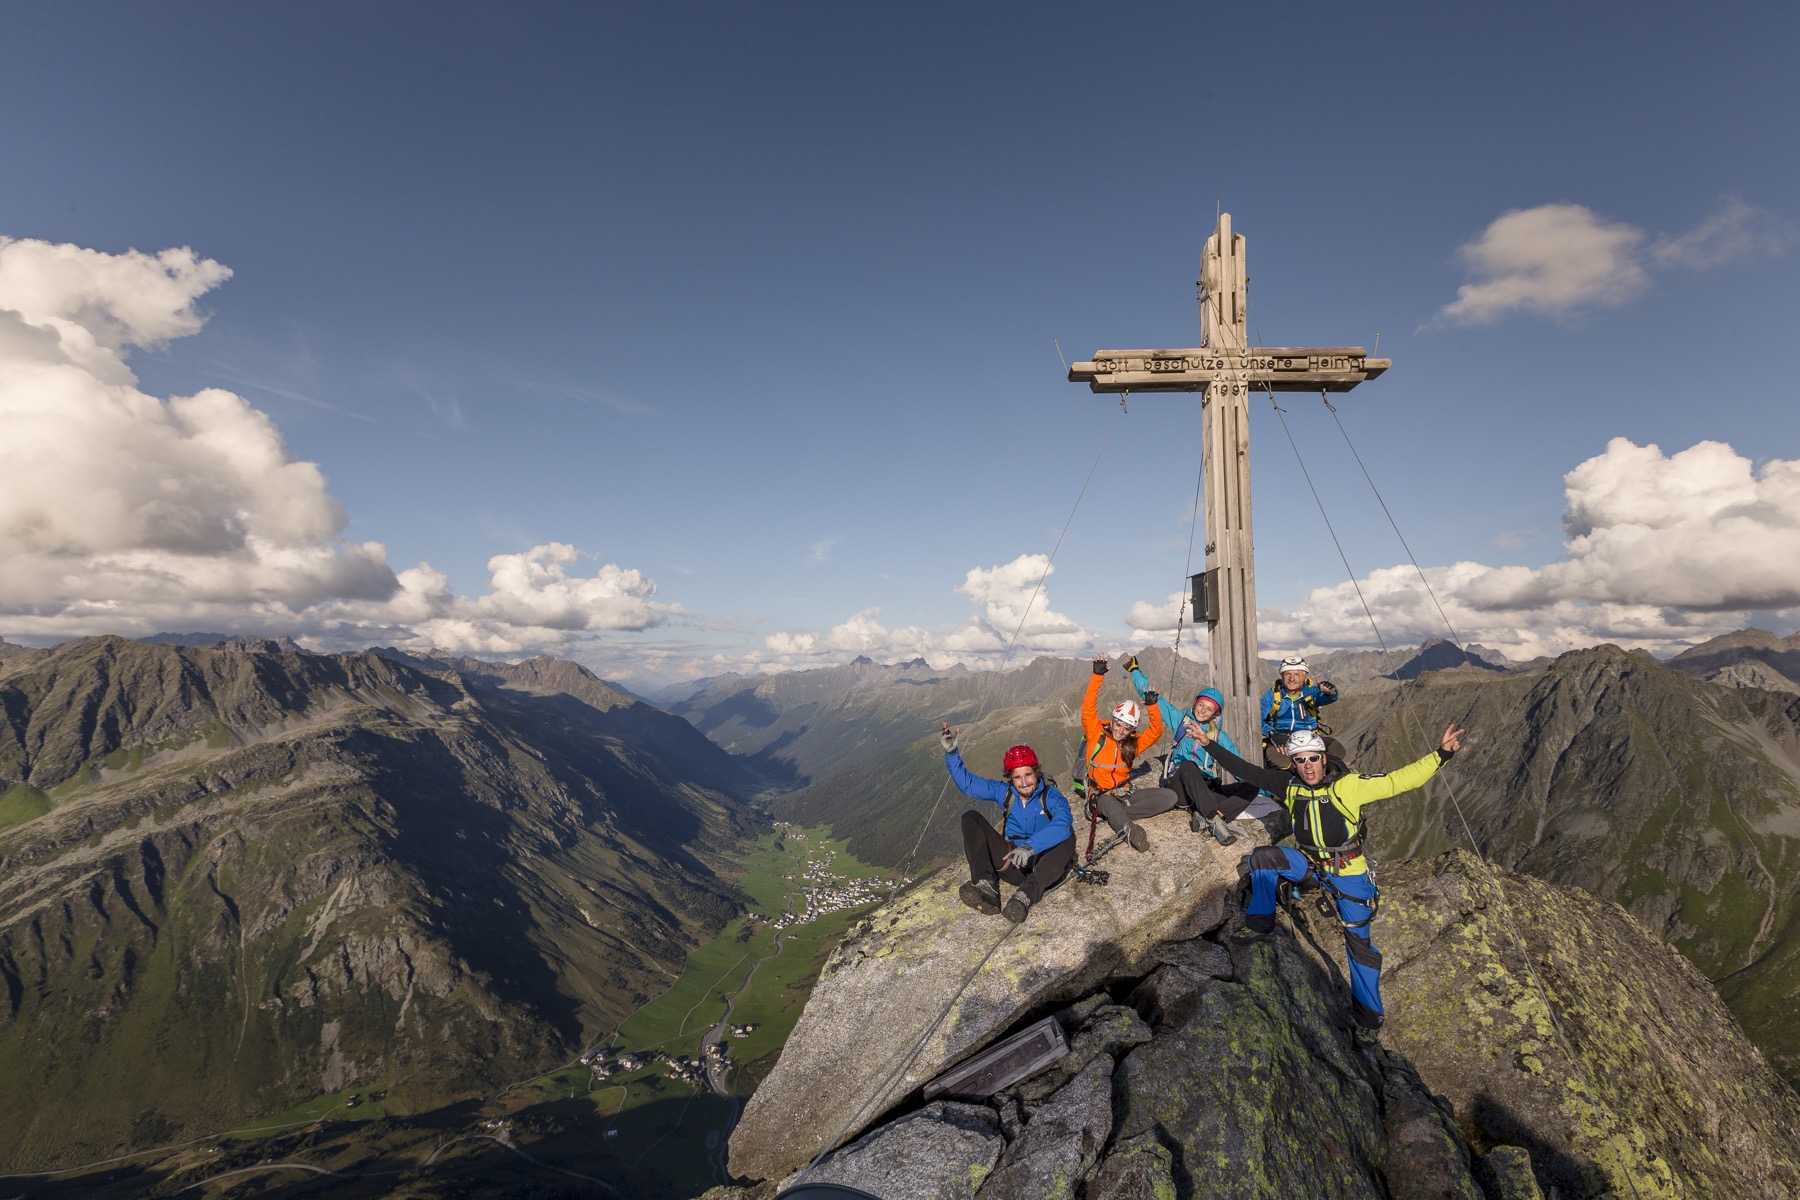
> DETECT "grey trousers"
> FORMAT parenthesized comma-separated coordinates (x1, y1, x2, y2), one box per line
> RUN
(1095, 786, 1179, 833)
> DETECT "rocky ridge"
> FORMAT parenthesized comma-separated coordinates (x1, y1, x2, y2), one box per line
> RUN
(729, 804, 1267, 1181)
(717, 852, 1800, 1200)
(1326, 643, 1800, 1084)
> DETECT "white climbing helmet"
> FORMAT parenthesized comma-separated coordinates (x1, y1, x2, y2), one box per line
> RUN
(1280, 655, 1310, 675)
(1110, 701, 1141, 730)
(1286, 729, 1327, 758)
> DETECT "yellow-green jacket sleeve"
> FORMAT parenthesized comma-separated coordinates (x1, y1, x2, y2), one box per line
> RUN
(1329, 750, 1448, 821)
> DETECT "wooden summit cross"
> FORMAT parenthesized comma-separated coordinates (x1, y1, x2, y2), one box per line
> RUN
(1068, 212, 1389, 750)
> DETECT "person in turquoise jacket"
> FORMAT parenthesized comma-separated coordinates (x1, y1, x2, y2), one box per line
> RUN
(942, 725, 1075, 924)
(1127, 657, 1260, 847)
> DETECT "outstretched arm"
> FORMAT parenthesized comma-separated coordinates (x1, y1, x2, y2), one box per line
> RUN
(1194, 733, 1289, 795)
(943, 747, 1008, 805)
(1335, 727, 1467, 807)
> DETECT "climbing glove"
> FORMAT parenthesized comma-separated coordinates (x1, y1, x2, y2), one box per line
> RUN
(1144, 690, 1159, 707)
(1003, 845, 1034, 871)
(1123, 655, 1140, 673)
(1092, 657, 1109, 676)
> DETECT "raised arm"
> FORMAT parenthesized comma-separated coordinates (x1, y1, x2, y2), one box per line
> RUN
(943, 746, 1008, 805)
(1082, 659, 1106, 740)
(1129, 664, 1184, 733)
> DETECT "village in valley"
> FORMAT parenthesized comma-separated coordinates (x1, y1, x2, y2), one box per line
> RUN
(581, 824, 894, 1094)
(745, 824, 896, 932)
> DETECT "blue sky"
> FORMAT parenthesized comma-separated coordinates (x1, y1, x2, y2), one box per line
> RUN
(2, 2, 1796, 684)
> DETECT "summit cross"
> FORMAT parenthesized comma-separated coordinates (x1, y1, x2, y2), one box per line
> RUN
(1068, 212, 1390, 755)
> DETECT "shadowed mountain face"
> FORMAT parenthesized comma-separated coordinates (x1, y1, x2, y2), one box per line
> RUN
(1268, 637, 1512, 685)
(0, 637, 760, 1172)
(1666, 627, 1800, 693)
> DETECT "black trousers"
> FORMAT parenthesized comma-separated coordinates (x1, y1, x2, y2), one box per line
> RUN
(1166, 762, 1262, 820)
(1095, 786, 1179, 832)
(960, 811, 1075, 904)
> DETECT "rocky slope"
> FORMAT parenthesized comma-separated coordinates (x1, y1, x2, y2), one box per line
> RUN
(1665, 628, 1800, 693)
(1317, 644, 1800, 1085)
(716, 851, 1800, 1200)
(0, 636, 760, 1172)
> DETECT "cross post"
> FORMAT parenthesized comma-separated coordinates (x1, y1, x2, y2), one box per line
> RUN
(1068, 212, 1390, 761)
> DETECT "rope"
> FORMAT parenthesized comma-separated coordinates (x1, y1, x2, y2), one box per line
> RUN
(1264, 366, 1648, 1200)
(1265, 389, 1388, 655)
(896, 394, 1128, 879)
(825, 390, 1129, 1167)
(1319, 392, 1475, 668)
(800, 924, 1016, 1176)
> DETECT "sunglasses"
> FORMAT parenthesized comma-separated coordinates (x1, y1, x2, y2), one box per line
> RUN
(1291, 753, 1325, 764)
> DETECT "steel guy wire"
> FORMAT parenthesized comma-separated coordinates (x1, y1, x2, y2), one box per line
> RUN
(1263, 361, 1649, 1200)
(898, 394, 1128, 878)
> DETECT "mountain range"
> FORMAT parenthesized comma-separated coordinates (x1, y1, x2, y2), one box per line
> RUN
(668, 633, 1800, 1092)
(4, 625, 1798, 1190)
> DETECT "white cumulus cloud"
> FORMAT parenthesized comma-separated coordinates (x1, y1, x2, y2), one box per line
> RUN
(757, 553, 1096, 671)
(1439, 204, 1649, 325)
(0, 236, 676, 656)
(1438, 199, 1789, 325)
(1242, 438, 1800, 660)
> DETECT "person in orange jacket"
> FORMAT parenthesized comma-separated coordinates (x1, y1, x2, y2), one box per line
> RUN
(1081, 655, 1174, 851)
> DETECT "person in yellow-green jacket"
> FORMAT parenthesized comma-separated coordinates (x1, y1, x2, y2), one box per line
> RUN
(1192, 722, 1466, 1030)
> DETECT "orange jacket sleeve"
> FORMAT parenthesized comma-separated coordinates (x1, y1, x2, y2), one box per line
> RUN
(1082, 671, 1103, 742)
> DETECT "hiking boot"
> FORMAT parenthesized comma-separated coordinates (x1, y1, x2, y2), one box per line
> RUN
(1126, 823, 1149, 852)
(1189, 809, 1204, 834)
(1207, 813, 1239, 847)
(1002, 893, 1032, 924)
(1231, 921, 1271, 945)
(959, 879, 1001, 915)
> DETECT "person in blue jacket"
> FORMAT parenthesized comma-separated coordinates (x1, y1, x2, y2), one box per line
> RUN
(1260, 654, 1344, 767)
(942, 723, 1075, 923)
(1127, 657, 1260, 847)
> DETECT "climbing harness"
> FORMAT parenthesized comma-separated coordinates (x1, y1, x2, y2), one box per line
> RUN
(1065, 782, 1124, 885)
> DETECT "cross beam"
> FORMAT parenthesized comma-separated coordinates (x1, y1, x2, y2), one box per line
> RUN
(1067, 213, 1389, 762)
(1068, 347, 1388, 393)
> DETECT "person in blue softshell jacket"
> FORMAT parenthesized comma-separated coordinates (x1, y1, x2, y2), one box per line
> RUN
(1127, 656, 1261, 848)
(941, 723, 1075, 924)
(1260, 654, 1345, 767)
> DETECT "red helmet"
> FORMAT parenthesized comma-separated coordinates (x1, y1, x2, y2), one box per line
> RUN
(1002, 745, 1040, 773)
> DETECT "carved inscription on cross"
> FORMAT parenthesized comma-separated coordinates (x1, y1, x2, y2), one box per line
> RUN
(1068, 212, 1390, 755)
